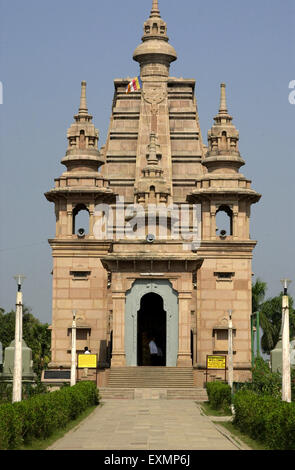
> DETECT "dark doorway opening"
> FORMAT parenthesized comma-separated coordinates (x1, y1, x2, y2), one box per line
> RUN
(137, 293, 166, 366)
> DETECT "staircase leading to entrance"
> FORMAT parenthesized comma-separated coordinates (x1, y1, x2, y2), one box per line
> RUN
(99, 367, 208, 400)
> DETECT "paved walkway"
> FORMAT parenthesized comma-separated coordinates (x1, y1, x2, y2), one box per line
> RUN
(48, 400, 243, 451)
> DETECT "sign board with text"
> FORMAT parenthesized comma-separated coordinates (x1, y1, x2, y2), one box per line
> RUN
(78, 354, 97, 369)
(206, 355, 227, 383)
(206, 355, 226, 370)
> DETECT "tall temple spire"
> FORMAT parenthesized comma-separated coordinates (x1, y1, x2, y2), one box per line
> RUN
(150, 0, 160, 18)
(219, 83, 228, 114)
(78, 80, 88, 116)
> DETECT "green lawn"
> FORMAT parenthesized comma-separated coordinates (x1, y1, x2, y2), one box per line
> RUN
(199, 402, 268, 450)
(199, 401, 232, 417)
(216, 422, 268, 451)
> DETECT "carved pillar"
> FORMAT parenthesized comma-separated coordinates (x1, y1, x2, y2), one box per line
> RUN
(55, 203, 60, 237)
(210, 203, 216, 240)
(177, 292, 193, 367)
(192, 327, 197, 367)
(67, 202, 73, 237)
(111, 291, 126, 367)
(89, 202, 95, 239)
(233, 203, 239, 239)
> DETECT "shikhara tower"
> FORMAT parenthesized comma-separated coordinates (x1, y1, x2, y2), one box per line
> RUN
(45, 1, 260, 387)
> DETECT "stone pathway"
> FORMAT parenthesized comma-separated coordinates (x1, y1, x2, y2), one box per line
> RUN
(48, 400, 244, 451)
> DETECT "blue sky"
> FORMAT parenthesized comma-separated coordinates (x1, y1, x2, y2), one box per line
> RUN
(0, 0, 294, 323)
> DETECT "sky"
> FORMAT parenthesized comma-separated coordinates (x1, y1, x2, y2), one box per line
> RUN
(0, 0, 294, 324)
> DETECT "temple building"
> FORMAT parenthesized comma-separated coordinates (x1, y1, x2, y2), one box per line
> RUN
(45, 0, 261, 388)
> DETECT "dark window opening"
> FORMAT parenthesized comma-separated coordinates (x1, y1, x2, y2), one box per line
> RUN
(216, 205, 233, 237)
(72, 204, 89, 235)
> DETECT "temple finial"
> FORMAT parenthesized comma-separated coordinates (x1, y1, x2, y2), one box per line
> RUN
(79, 81, 88, 115)
(150, 0, 160, 18)
(219, 83, 228, 114)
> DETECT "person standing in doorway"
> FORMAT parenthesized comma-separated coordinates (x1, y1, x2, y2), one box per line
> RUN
(149, 337, 158, 366)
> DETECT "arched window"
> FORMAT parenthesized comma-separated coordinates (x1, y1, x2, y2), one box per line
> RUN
(221, 131, 227, 150)
(79, 130, 85, 149)
(216, 205, 233, 237)
(152, 23, 158, 34)
(72, 204, 89, 235)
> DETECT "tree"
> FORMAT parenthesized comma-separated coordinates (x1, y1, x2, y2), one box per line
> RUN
(260, 294, 295, 354)
(252, 278, 295, 355)
(252, 279, 275, 354)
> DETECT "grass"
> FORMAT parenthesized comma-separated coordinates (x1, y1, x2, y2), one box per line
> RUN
(19, 405, 99, 450)
(199, 401, 232, 417)
(199, 402, 268, 450)
(216, 422, 268, 451)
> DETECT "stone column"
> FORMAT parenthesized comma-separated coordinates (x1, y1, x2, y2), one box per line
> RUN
(177, 292, 192, 367)
(233, 205, 239, 240)
(89, 202, 95, 239)
(111, 291, 127, 367)
(67, 203, 73, 237)
(210, 203, 216, 240)
(192, 327, 197, 367)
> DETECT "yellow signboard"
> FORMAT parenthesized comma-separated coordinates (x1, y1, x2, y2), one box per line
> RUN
(207, 355, 226, 370)
(78, 354, 97, 369)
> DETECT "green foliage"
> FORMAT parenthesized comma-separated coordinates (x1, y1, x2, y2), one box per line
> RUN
(0, 403, 23, 450)
(251, 279, 295, 355)
(248, 357, 282, 398)
(260, 294, 295, 354)
(233, 389, 295, 450)
(0, 306, 51, 378)
(252, 278, 267, 313)
(0, 381, 99, 449)
(0, 381, 49, 404)
(206, 381, 232, 412)
(292, 368, 295, 402)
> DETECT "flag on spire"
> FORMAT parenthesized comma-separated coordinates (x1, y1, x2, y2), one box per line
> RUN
(126, 76, 142, 94)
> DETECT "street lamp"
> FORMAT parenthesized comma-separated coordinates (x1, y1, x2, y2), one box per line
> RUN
(12, 274, 26, 403)
(280, 278, 292, 403)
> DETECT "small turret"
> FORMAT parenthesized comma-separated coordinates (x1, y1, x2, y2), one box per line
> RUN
(62, 81, 104, 174)
(205, 83, 245, 174)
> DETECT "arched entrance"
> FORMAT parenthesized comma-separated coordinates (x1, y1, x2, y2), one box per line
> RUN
(125, 279, 178, 366)
(137, 293, 166, 366)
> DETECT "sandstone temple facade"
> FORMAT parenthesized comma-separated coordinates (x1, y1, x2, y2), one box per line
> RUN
(45, 0, 261, 387)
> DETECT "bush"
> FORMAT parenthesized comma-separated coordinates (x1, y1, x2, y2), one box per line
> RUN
(233, 389, 295, 450)
(206, 381, 232, 411)
(250, 357, 281, 398)
(0, 381, 99, 449)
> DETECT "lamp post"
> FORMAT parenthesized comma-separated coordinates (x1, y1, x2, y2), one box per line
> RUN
(280, 279, 292, 403)
(70, 310, 77, 387)
(251, 312, 260, 368)
(12, 275, 26, 403)
(228, 310, 234, 391)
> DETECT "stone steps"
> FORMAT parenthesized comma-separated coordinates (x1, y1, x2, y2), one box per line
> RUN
(100, 367, 208, 399)
(107, 367, 195, 388)
(99, 387, 208, 401)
